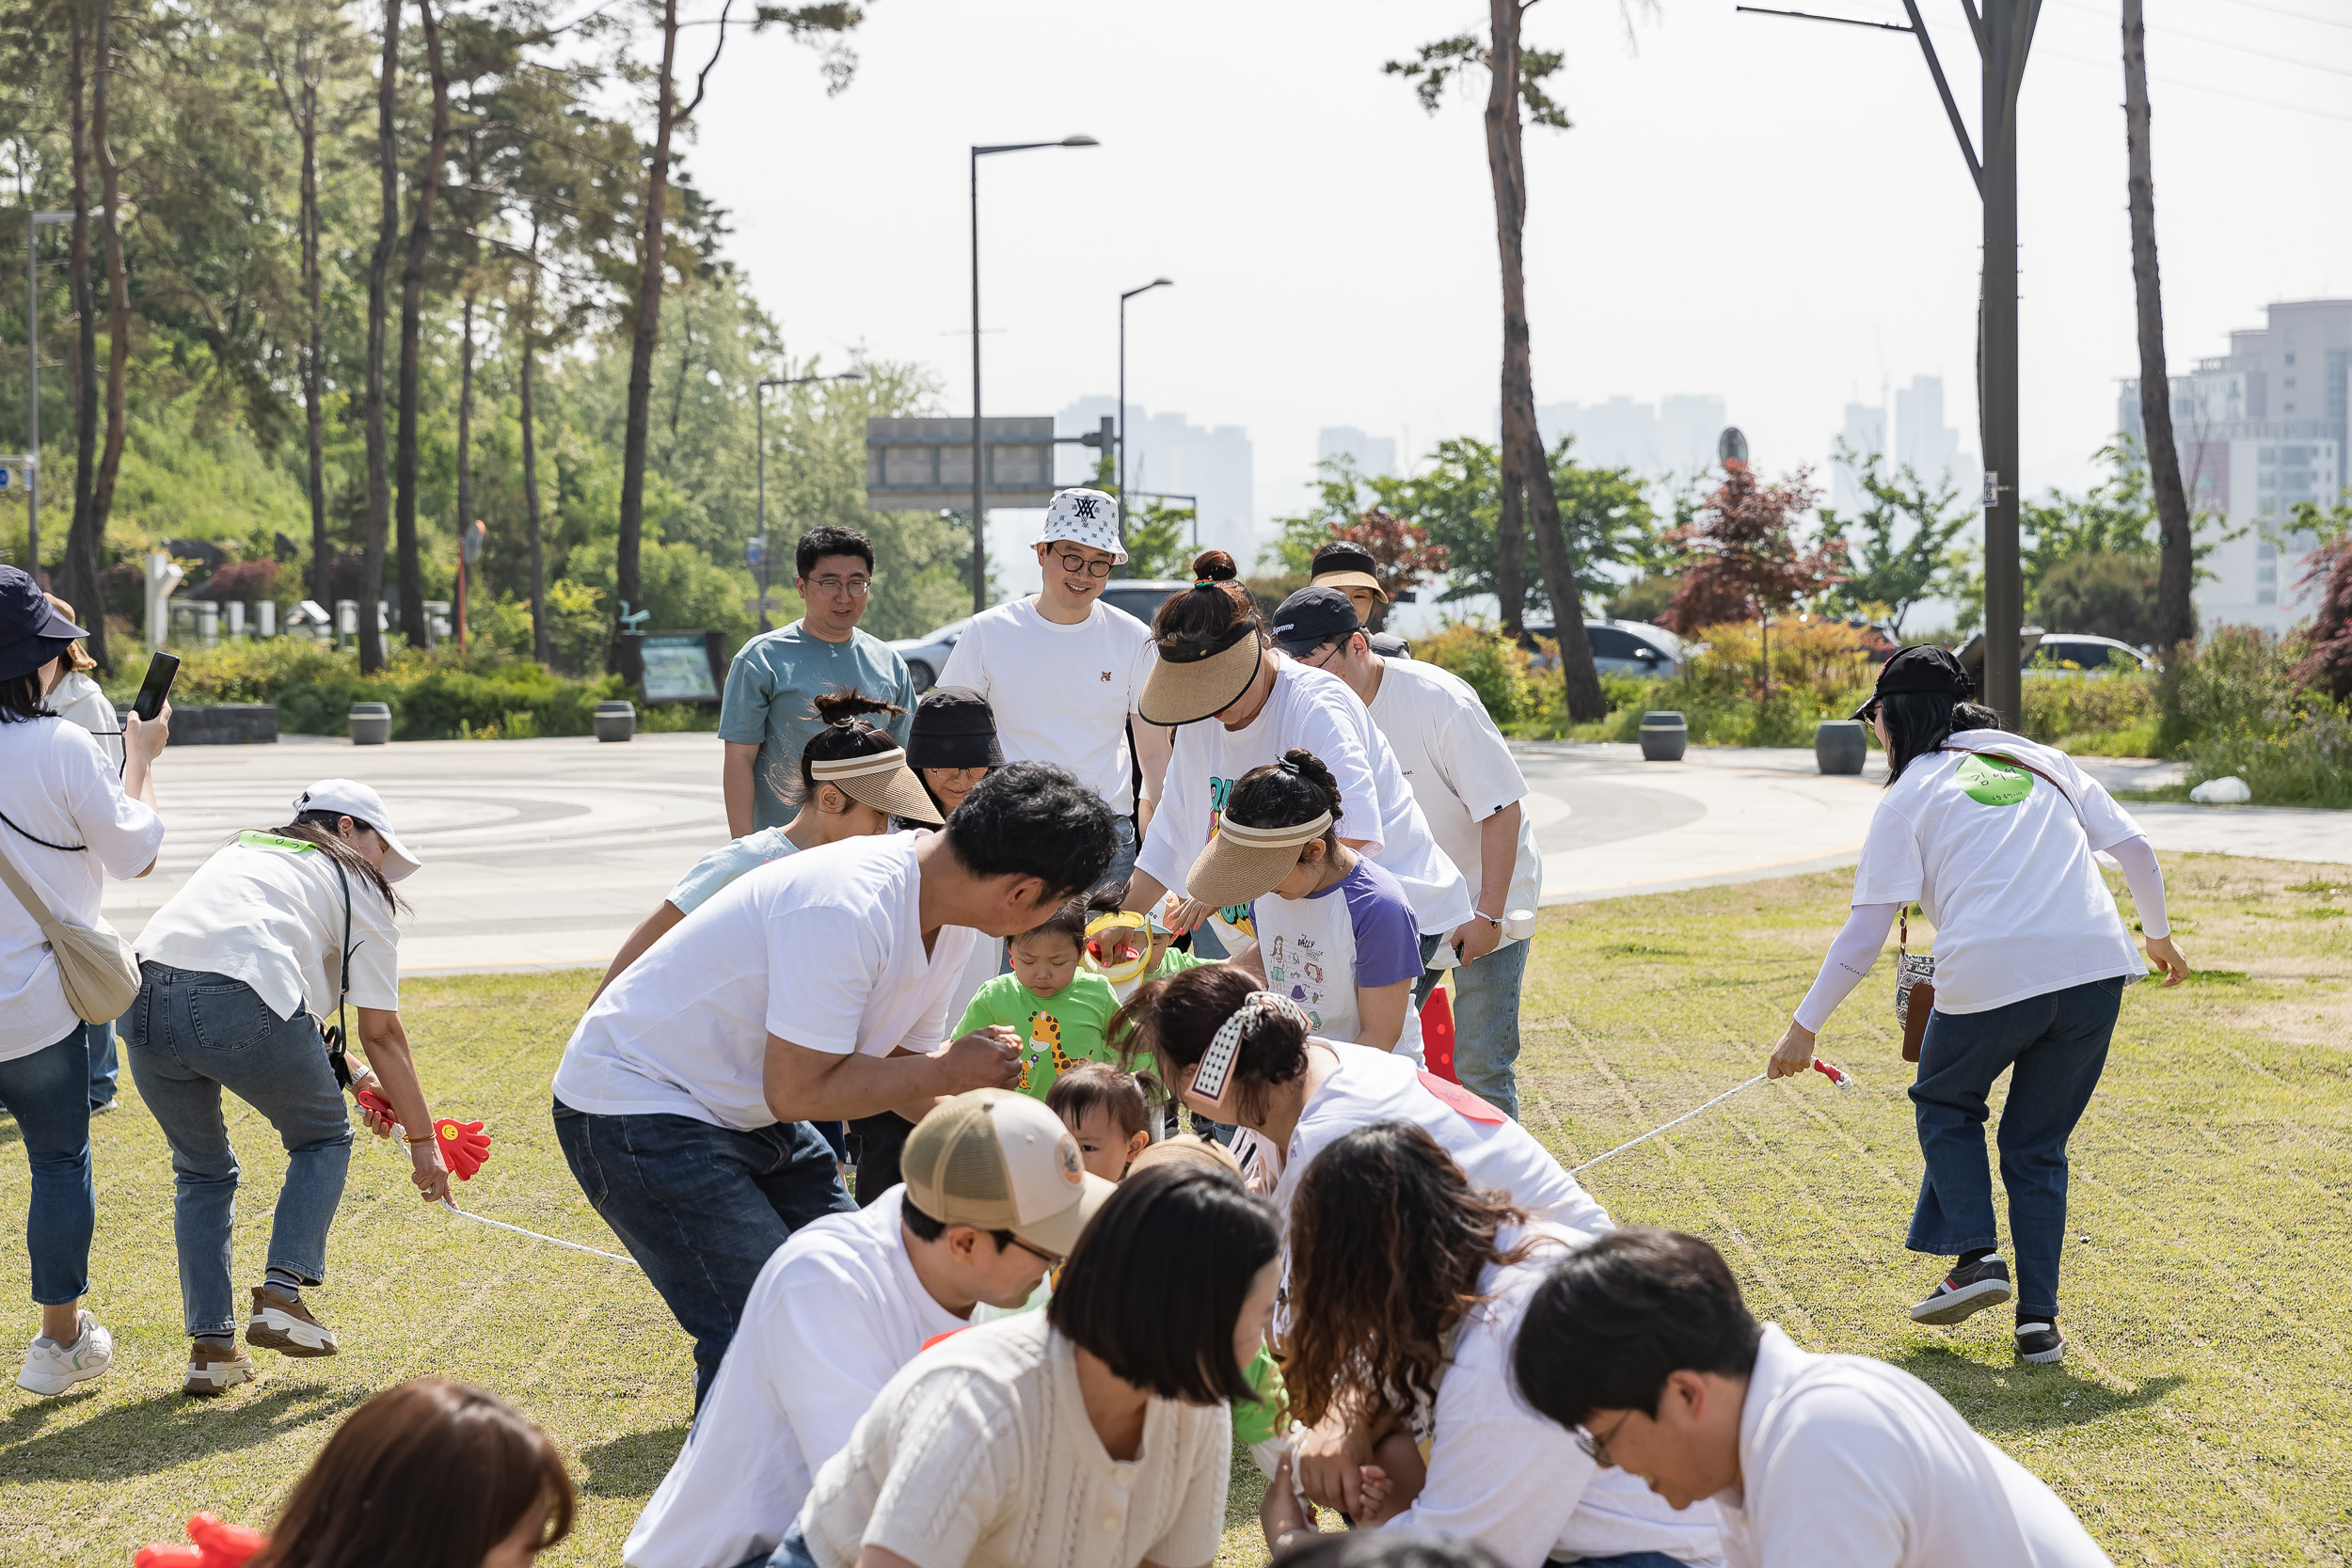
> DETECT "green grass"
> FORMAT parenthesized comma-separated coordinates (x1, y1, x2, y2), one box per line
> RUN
(5, 856, 2350, 1565)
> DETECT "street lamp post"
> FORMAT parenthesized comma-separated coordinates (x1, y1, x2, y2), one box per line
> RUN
(755, 369, 864, 632)
(969, 135, 1098, 615)
(1118, 277, 1172, 562)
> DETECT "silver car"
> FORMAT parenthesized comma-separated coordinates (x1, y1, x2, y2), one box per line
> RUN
(1521, 619, 1686, 678)
(890, 579, 1194, 692)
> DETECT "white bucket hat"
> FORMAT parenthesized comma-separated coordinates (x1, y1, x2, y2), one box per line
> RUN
(293, 779, 424, 882)
(1041, 487, 1128, 565)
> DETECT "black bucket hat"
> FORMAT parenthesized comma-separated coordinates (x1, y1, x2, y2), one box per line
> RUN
(908, 686, 1006, 770)
(0, 565, 86, 684)
(1853, 644, 1973, 721)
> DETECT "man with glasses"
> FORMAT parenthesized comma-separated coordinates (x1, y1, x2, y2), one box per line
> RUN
(939, 488, 1170, 889)
(1513, 1229, 2111, 1568)
(720, 526, 919, 836)
(625, 1089, 1109, 1568)
(1273, 585, 1541, 1118)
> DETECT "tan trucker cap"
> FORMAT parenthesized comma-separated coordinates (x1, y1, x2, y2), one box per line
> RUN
(902, 1089, 1117, 1258)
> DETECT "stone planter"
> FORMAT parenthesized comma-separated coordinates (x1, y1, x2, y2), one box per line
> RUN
(594, 699, 637, 743)
(348, 701, 392, 746)
(1815, 719, 1869, 775)
(1638, 710, 1688, 762)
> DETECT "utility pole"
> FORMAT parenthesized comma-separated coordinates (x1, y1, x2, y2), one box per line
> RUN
(1119, 277, 1172, 551)
(755, 369, 862, 632)
(1741, 1, 2041, 722)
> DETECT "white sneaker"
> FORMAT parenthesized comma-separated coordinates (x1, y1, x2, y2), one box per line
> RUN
(19, 1311, 114, 1396)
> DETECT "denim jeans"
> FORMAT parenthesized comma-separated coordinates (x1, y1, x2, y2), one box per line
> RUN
(125, 964, 356, 1338)
(1907, 974, 2125, 1322)
(1440, 937, 1531, 1121)
(0, 1029, 97, 1306)
(86, 1020, 119, 1108)
(553, 1098, 855, 1405)
(755, 1522, 819, 1568)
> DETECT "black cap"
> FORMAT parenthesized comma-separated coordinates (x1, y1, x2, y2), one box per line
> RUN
(1852, 643, 1972, 720)
(1367, 630, 1411, 660)
(908, 685, 1006, 770)
(1271, 586, 1362, 658)
(0, 566, 86, 684)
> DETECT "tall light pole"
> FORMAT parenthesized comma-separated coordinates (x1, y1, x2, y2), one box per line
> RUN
(1119, 277, 1172, 562)
(18, 207, 70, 585)
(755, 368, 863, 632)
(970, 135, 1098, 615)
(1739, 0, 2039, 723)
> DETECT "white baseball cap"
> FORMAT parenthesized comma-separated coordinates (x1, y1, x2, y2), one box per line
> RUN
(1041, 487, 1128, 565)
(292, 779, 423, 882)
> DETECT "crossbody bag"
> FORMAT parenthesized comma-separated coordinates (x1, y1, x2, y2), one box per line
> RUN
(1896, 746, 2090, 1062)
(0, 805, 144, 1024)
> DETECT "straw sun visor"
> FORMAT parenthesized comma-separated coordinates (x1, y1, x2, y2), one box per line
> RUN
(1184, 811, 1332, 910)
(810, 745, 941, 824)
(1137, 621, 1263, 727)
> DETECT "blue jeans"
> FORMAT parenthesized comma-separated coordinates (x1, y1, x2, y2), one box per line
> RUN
(87, 1020, 119, 1108)
(1418, 937, 1531, 1121)
(1906, 975, 2125, 1322)
(125, 964, 356, 1338)
(757, 1522, 819, 1568)
(0, 1029, 97, 1307)
(553, 1098, 855, 1405)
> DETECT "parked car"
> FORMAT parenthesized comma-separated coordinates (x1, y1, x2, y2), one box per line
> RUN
(888, 578, 1193, 693)
(2023, 633, 2151, 677)
(1520, 619, 1686, 679)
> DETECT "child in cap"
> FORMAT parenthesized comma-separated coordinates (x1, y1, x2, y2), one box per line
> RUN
(955, 895, 1125, 1101)
(1184, 749, 1425, 1060)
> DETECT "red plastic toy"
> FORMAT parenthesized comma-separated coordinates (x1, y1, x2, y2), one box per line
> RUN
(1420, 985, 1458, 1085)
(355, 1087, 493, 1180)
(1812, 1057, 1855, 1089)
(134, 1513, 266, 1568)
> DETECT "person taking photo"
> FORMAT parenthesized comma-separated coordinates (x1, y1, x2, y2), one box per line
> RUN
(130, 779, 448, 1395)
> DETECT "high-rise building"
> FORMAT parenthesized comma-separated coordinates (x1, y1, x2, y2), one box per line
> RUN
(1892, 376, 1979, 495)
(1316, 426, 1397, 480)
(1832, 402, 1889, 515)
(1058, 396, 1257, 566)
(1526, 393, 1726, 477)
(2120, 297, 2351, 633)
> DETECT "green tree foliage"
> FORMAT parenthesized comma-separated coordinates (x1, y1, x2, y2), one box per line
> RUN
(1122, 499, 1197, 581)
(1818, 444, 1973, 636)
(2289, 499, 2352, 703)
(2032, 552, 2170, 645)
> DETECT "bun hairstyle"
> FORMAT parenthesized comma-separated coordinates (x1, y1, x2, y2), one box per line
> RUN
(1151, 549, 1262, 653)
(1109, 961, 1311, 1124)
(1225, 749, 1343, 851)
(795, 689, 907, 798)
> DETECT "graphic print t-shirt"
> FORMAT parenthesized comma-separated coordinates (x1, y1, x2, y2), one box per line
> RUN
(1249, 856, 1425, 1062)
(954, 972, 1124, 1101)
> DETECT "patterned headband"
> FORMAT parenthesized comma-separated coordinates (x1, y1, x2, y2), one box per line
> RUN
(1195, 990, 1311, 1103)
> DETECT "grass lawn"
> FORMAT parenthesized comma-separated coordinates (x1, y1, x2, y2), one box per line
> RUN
(3, 853, 2348, 1566)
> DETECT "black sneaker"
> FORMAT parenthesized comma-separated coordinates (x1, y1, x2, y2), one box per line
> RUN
(2015, 1322, 2065, 1364)
(1910, 1256, 2013, 1324)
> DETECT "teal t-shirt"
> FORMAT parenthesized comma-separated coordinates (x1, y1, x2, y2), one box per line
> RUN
(718, 622, 918, 830)
(955, 972, 1124, 1101)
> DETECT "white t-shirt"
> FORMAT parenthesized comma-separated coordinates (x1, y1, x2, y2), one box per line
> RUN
(0, 717, 164, 1061)
(552, 833, 977, 1129)
(138, 835, 404, 1022)
(626, 1187, 963, 1568)
(1249, 857, 1426, 1064)
(939, 596, 1157, 814)
(799, 1311, 1231, 1568)
(1247, 1041, 1610, 1236)
(1718, 1324, 2110, 1568)
(1369, 657, 1542, 925)
(1851, 731, 2145, 1014)
(667, 826, 800, 916)
(1386, 1222, 1723, 1567)
(1137, 657, 1470, 936)
(48, 670, 122, 770)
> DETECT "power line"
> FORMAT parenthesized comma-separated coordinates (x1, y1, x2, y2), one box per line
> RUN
(2040, 44, 2352, 125)
(2054, 0, 2352, 78)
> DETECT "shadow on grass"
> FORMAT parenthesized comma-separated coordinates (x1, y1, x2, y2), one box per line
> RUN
(0, 1380, 365, 1482)
(1889, 1343, 2183, 1433)
(580, 1423, 691, 1497)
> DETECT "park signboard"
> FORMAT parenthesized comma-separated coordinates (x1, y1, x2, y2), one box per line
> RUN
(865, 417, 1057, 511)
(642, 631, 726, 704)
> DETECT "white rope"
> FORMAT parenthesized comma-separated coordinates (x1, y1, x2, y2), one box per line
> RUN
(439, 1197, 643, 1266)
(1571, 1074, 1769, 1175)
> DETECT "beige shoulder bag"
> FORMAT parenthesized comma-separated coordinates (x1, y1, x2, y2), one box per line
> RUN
(0, 816, 144, 1024)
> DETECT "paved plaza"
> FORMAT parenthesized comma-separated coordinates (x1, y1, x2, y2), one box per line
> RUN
(101, 732, 2352, 974)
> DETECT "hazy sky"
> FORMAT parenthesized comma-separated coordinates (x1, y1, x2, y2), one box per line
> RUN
(688, 0, 2352, 537)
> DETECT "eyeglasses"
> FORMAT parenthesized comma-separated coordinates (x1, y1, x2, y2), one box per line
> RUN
(1009, 1236, 1065, 1268)
(807, 576, 874, 599)
(1576, 1410, 1632, 1467)
(1052, 551, 1113, 579)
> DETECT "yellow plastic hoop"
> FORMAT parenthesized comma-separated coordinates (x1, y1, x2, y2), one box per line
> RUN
(1082, 911, 1153, 984)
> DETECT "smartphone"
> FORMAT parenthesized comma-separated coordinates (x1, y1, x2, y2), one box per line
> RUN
(132, 651, 181, 722)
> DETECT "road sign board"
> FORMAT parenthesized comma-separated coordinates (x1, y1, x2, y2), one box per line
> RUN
(865, 417, 1058, 511)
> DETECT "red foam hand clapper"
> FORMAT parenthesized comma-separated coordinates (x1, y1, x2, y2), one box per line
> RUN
(354, 1085, 394, 1123)
(134, 1514, 266, 1568)
(437, 1118, 491, 1180)
(1420, 986, 1458, 1085)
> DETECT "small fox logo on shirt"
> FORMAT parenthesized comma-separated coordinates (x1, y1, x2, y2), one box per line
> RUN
(1099, 671, 1113, 681)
